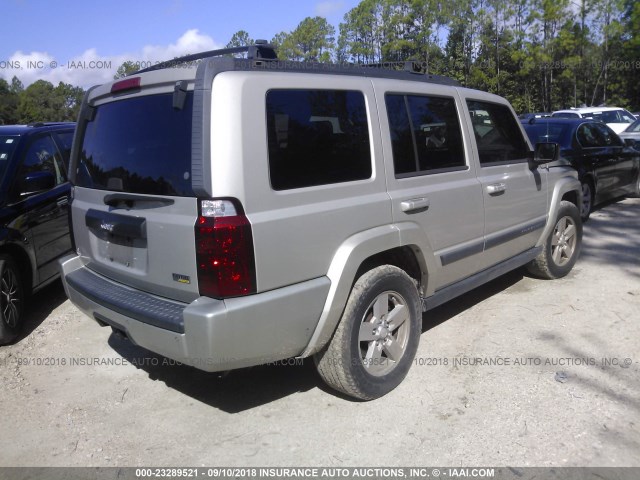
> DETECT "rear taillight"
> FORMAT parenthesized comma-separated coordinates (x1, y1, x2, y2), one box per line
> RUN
(195, 199, 256, 299)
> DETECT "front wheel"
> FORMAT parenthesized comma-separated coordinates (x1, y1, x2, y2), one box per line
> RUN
(632, 170, 640, 198)
(580, 180, 593, 221)
(314, 265, 422, 400)
(0, 255, 24, 345)
(527, 201, 582, 279)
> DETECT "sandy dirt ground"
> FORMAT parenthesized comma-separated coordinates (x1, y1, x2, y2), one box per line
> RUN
(0, 198, 638, 468)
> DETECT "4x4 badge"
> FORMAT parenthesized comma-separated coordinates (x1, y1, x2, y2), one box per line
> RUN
(172, 274, 191, 284)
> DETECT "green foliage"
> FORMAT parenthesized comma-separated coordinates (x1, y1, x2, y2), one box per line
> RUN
(227, 30, 254, 48)
(335, 0, 637, 111)
(13, 80, 84, 123)
(114, 61, 139, 79)
(7, 0, 638, 126)
(17, 80, 57, 123)
(226, 30, 255, 58)
(339, 0, 385, 63)
(10, 76, 24, 94)
(275, 17, 336, 61)
(55, 82, 85, 120)
(0, 78, 20, 124)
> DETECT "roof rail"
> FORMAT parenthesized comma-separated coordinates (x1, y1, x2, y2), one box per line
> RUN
(360, 60, 426, 74)
(135, 40, 277, 74)
(358, 61, 458, 85)
(26, 121, 75, 128)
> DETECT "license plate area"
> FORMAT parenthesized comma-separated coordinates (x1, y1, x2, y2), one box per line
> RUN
(101, 233, 136, 268)
(91, 228, 148, 272)
(85, 209, 148, 271)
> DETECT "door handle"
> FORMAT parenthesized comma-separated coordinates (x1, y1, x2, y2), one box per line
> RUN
(57, 197, 69, 207)
(400, 197, 430, 213)
(486, 183, 507, 195)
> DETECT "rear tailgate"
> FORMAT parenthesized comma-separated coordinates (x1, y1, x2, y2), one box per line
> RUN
(71, 76, 201, 303)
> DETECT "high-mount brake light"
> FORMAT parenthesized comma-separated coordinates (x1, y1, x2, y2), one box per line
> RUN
(111, 77, 141, 94)
(195, 199, 256, 299)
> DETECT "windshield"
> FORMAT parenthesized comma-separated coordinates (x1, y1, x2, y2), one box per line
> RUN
(0, 135, 19, 185)
(77, 92, 194, 196)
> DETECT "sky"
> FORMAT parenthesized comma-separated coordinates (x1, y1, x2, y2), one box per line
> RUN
(0, 0, 361, 88)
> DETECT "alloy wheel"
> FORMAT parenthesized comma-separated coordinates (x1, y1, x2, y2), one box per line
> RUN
(1, 267, 20, 328)
(358, 291, 410, 376)
(551, 216, 578, 267)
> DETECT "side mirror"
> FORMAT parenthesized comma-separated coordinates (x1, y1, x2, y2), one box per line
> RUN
(20, 171, 56, 197)
(530, 142, 559, 166)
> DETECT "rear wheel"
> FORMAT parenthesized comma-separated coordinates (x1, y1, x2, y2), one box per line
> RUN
(314, 265, 421, 400)
(0, 255, 24, 345)
(527, 201, 582, 279)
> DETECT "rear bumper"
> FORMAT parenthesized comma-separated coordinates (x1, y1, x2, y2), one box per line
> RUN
(59, 255, 331, 372)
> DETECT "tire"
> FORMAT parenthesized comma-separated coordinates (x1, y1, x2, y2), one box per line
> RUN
(314, 265, 421, 400)
(0, 255, 24, 345)
(527, 201, 582, 280)
(580, 180, 594, 221)
(632, 170, 640, 198)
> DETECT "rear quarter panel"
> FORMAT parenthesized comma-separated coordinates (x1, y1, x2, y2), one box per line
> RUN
(209, 72, 393, 293)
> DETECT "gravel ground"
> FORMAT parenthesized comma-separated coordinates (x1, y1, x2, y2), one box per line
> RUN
(0, 197, 638, 468)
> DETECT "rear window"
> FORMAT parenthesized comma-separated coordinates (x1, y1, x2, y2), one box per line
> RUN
(552, 112, 580, 119)
(266, 89, 372, 190)
(77, 92, 194, 196)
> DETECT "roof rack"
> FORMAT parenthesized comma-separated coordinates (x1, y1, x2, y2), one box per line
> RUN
(135, 40, 277, 74)
(133, 41, 460, 87)
(238, 60, 461, 86)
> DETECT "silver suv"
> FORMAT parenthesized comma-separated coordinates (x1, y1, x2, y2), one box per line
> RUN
(60, 43, 583, 400)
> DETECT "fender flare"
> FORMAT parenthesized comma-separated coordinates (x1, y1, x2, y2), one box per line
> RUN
(299, 222, 436, 357)
(537, 173, 582, 248)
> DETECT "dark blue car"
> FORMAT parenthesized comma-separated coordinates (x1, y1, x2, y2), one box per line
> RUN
(522, 118, 640, 220)
(0, 122, 75, 344)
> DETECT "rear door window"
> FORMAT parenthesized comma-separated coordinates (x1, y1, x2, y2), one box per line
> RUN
(467, 100, 530, 165)
(266, 89, 371, 190)
(78, 93, 194, 196)
(385, 94, 466, 177)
